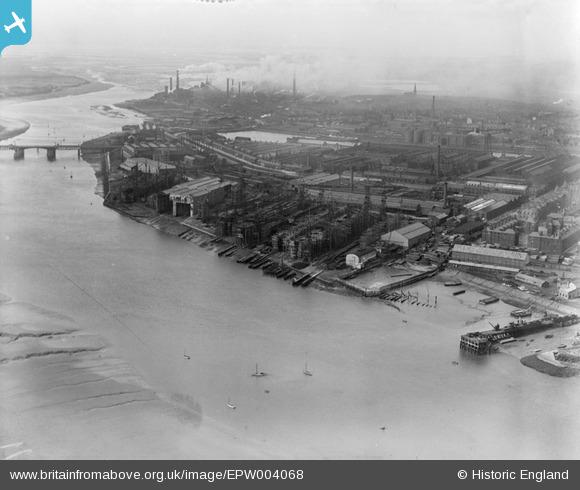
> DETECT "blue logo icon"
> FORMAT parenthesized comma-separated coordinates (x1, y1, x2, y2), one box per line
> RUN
(0, 0, 31, 55)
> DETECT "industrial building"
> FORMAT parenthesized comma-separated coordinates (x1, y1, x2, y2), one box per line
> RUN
(164, 176, 235, 217)
(452, 221, 486, 241)
(451, 244, 529, 269)
(463, 193, 523, 221)
(287, 173, 340, 192)
(346, 247, 377, 269)
(381, 222, 431, 248)
(122, 142, 187, 162)
(515, 272, 549, 288)
(462, 154, 580, 190)
(120, 158, 176, 175)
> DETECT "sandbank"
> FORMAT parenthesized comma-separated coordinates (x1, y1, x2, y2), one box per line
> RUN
(0, 117, 30, 142)
(0, 295, 284, 459)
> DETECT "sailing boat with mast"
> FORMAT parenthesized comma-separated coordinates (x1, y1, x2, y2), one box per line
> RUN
(227, 397, 236, 409)
(303, 363, 312, 376)
(251, 363, 267, 377)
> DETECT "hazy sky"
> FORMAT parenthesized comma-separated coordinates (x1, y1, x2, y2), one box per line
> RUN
(13, 0, 580, 62)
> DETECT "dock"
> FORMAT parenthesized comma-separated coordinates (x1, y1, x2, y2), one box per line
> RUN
(460, 314, 580, 355)
(217, 245, 237, 257)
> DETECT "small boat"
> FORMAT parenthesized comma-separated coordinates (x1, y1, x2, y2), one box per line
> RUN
(303, 363, 312, 376)
(251, 363, 267, 377)
(444, 280, 463, 287)
(183, 350, 190, 360)
(479, 296, 499, 305)
(511, 307, 532, 318)
(227, 397, 236, 409)
(453, 289, 466, 296)
(534, 348, 542, 353)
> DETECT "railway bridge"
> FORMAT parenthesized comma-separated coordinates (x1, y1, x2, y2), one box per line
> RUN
(0, 144, 120, 161)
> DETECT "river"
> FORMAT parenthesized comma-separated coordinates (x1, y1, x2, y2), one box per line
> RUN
(1, 82, 579, 460)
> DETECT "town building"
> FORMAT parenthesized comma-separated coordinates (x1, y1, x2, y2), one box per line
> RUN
(528, 226, 580, 254)
(559, 283, 580, 300)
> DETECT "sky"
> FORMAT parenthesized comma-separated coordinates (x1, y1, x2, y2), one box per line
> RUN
(12, 0, 580, 62)
(1, 0, 578, 100)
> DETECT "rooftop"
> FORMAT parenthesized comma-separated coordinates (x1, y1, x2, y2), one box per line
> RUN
(452, 244, 529, 261)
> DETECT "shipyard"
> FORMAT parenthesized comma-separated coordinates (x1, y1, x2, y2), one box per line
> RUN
(62, 56, 580, 376)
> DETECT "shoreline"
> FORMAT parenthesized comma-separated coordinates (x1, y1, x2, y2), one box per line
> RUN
(0, 78, 112, 109)
(521, 354, 580, 378)
(95, 199, 580, 380)
(0, 78, 113, 143)
(0, 117, 30, 142)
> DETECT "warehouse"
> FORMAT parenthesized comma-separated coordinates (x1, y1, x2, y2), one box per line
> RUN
(515, 272, 549, 288)
(120, 158, 176, 175)
(164, 177, 235, 217)
(451, 244, 529, 269)
(381, 222, 431, 249)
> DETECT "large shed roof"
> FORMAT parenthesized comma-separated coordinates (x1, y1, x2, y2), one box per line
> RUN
(452, 244, 528, 261)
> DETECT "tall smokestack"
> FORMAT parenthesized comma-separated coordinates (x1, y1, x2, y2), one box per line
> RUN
(176, 70, 180, 90)
(170, 77, 173, 92)
(350, 167, 354, 193)
(431, 95, 435, 119)
(226, 78, 230, 98)
(238, 81, 241, 96)
(443, 182, 448, 207)
(293, 72, 296, 99)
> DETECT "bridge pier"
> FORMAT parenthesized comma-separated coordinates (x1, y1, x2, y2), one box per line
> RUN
(47, 147, 56, 161)
(14, 147, 25, 160)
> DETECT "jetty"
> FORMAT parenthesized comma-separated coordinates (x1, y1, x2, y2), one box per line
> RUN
(460, 314, 580, 355)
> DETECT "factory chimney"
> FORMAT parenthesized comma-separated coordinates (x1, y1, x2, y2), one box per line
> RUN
(170, 77, 173, 92)
(238, 81, 241, 96)
(293, 72, 296, 99)
(443, 182, 448, 208)
(226, 78, 229, 98)
(176, 70, 180, 91)
(350, 167, 354, 193)
(431, 95, 435, 119)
